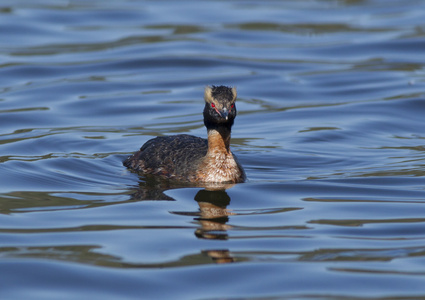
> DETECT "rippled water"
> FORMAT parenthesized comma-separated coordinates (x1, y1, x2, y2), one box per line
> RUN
(2, 0, 425, 299)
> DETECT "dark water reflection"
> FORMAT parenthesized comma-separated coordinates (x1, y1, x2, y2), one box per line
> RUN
(2, 0, 425, 299)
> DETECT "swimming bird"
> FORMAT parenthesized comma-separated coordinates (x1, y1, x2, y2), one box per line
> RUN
(124, 85, 246, 183)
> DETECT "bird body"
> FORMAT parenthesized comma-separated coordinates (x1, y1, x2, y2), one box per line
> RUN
(124, 85, 246, 183)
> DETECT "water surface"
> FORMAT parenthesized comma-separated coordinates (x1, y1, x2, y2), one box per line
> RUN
(1, 0, 425, 299)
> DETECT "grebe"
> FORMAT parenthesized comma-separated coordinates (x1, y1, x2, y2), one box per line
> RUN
(124, 85, 246, 183)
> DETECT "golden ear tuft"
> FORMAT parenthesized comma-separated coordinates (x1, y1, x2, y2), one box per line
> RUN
(231, 87, 237, 101)
(204, 86, 213, 103)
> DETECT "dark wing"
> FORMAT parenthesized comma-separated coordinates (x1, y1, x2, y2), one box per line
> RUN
(124, 134, 208, 179)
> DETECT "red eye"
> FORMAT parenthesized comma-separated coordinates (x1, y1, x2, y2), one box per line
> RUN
(211, 103, 215, 108)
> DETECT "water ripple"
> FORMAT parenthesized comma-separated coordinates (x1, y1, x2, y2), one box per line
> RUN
(2, 0, 425, 299)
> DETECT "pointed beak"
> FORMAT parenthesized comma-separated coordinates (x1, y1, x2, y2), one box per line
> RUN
(219, 108, 229, 120)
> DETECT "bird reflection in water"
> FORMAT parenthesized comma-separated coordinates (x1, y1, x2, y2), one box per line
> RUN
(129, 178, 237, 264)
(179, 189, 235, 264)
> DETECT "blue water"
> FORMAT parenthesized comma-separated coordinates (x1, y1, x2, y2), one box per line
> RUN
(2, 0, 425, 299)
